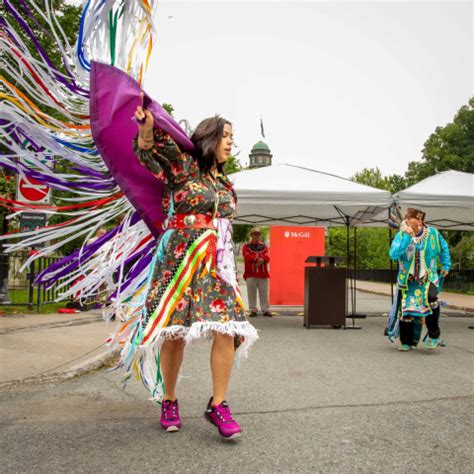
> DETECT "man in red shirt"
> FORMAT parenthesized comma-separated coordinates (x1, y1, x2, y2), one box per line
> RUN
(242, 227, 271, 317)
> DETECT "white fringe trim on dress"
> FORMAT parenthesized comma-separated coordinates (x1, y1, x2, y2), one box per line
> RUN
(109, 320, 258, 402)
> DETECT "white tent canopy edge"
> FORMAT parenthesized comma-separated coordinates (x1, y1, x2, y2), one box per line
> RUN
(231, 164, 391, 227)
(391, 170, 474, 231)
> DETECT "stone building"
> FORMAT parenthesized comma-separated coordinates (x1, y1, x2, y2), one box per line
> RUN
(248, 141, 272, 169)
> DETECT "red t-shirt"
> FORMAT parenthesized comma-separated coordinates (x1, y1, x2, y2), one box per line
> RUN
(242, 242, 270, 279)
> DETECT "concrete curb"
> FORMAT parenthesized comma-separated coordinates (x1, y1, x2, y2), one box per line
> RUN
(0, 346, 120, 389)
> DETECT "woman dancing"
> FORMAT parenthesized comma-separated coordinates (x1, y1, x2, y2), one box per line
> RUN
(131, 100, 258, 439)
(389, 208, 450, 351)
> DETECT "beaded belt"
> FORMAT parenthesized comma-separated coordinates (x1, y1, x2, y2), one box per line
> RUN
(164, 213, 217, 230)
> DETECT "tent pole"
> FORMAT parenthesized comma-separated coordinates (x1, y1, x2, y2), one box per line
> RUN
(344, 220, 361, 330)
(352, 226, 367, 319)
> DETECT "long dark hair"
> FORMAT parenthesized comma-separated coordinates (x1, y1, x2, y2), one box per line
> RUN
(190, 115, 231, 175)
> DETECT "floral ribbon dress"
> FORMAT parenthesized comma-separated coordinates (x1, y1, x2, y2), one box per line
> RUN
(112, 129, 258, 401)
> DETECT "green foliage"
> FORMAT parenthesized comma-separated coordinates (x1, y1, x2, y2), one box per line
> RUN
(385, 174, 408, 194)
(405, 97, 474, 185)
(0, 173, 15, 209)
(352, 97, 474, 195)
(1, 0, 82, 70)
(325, 227, 347, 263)
(441, 231, 474, 270)
(351, 167, 407, 194)
(162, 103, 174, 117)
(350, 98, 474, 272)
(351, 167, 388, 190)
(326, 227, 392, 269)
(1, 1, 82, 254)
(260, 226, 270, 243)
(0, 171, 15, 239)
(233, 224, 252, 243)
(233, 224, 270, 245)
(346, 169, 400, 269)
(224, 153, 243, 175)
(1, 1, 82, 122)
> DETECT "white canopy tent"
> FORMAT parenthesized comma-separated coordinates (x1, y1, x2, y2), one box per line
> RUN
(393, 170, 474, 231)
(231, 164, 391, 226)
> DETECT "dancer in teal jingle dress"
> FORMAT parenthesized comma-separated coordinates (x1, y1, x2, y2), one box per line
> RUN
(389, 208, 450, 351)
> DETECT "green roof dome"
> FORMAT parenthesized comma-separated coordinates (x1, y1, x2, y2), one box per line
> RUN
(251, 141, 271, 153)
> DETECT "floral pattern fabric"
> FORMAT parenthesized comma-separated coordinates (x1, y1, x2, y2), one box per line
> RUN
(133, 129, 246, 329)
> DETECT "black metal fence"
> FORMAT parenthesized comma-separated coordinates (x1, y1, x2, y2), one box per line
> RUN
(0, 253, 71, 310)
(355, 269, 473, 293)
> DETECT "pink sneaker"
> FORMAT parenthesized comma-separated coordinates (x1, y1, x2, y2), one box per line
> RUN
(160, 399, 181, 432)
(204, 398, 241, 439)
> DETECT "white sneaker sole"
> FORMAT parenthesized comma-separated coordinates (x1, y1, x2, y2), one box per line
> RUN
(165, 425, 180, 432)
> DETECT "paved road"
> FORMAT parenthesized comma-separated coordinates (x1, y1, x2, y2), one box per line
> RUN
(1, 315, 472, 473)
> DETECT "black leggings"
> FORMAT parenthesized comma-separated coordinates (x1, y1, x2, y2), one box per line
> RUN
(399, 305, 441, 345)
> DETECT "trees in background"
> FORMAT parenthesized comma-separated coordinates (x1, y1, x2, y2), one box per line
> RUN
(350, 167, 407, 194)
(405, 97, 474, 185)
(1, 1, 83, 252)
(325, 227, 391, 270)
(330, 97, 474, 270)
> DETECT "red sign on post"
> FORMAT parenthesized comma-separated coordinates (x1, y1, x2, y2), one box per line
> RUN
(269, 226, 325, 306)
(17, 176, 50, 203)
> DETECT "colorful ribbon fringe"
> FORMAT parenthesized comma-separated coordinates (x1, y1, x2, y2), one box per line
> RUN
(0, 0, 158, 313)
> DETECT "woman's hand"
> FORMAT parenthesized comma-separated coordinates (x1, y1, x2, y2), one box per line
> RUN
(400, 220, 415, 236)
(135, 93, 154, 150)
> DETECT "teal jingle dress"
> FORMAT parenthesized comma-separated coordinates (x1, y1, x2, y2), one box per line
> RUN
(389, 226, 451, 318)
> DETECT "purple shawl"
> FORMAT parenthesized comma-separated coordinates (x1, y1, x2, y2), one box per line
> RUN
(89, 61, 195, 237)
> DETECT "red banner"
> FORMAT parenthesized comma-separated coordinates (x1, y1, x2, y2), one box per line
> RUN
(269, 226, 325, 305)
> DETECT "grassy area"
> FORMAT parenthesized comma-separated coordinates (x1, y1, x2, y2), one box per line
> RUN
(1, 288, 68, 315)
(6, 288, 30, 305)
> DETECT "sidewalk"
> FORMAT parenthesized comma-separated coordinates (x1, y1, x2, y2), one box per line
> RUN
(355, 280, 474, 313)
(0, 310, 119, 385)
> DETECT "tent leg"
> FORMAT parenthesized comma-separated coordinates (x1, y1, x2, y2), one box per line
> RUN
(344, 222, 361, 330)
(351, 226, 366, 319)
